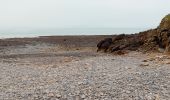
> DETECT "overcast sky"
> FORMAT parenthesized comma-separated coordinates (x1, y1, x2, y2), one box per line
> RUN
(0, 0, 170, 30)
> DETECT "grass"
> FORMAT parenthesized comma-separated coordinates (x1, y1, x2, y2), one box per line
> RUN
(164, 14, 170, 20)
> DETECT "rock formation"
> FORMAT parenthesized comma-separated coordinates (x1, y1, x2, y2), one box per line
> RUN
(144, 14, 170, 53)
(97, 38, 113, 52)
(97, 14, 170, 53)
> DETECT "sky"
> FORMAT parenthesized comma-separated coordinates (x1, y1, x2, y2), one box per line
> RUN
(0, 0, 170, 31)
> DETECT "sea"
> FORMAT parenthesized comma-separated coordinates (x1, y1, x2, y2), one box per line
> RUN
(0, 28, 150, 39)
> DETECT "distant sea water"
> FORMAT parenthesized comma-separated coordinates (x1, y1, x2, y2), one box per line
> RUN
(0, 28, 150, 39)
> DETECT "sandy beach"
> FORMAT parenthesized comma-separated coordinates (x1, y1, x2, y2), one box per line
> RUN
(0, 36, 170, 100)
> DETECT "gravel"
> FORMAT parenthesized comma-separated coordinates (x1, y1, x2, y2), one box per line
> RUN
(0, 46, 170, 100)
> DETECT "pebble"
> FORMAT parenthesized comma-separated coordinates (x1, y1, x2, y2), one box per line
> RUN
(75, 91, 80, 95)
(78, 81, 83, 85)
(48, 93, 54, 97)
(140, 63, 149, 67)
(81, 94, 86, 99)
(56, 94, 62, 98)
(142, 60, 148, 62)
(99, 92, 104, 96)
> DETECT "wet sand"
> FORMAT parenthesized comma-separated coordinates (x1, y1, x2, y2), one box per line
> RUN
(0, 36, 170, 100)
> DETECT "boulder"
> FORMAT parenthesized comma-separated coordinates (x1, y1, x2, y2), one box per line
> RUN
(97, 38, 113, 52)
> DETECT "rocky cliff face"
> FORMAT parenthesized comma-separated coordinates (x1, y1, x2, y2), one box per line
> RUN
(159, 14, 170, 31)
(145, 14, 170, 52)
(97, 14, 170, 53)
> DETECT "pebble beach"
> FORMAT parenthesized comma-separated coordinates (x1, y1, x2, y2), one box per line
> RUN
(0, 36, 170, 100)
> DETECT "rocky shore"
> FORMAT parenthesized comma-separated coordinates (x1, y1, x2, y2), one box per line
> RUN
(0, 14, 170, 100)
(0, 35, 169, 100)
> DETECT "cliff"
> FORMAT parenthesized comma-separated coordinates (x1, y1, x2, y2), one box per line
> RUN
(97, 14, 170, 54)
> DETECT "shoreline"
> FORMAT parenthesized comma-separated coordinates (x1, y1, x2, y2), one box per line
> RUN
(0, 35, 115, 48)
(0, 27, 149, 39)
(0, 34, 115, 39)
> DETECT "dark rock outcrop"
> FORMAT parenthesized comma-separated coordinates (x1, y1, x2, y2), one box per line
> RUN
(97, 38, 113, 52)
(97, 14, 170, 54)
(143, 14, 170, 53)
(112, 34, 125, 42)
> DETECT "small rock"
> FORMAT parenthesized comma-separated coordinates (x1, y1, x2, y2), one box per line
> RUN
(166, 61, 170, 64)
(70, 85, 75, 89)
(103, 73, 106, 76)
(155, 94, 160, 100)
(148, 58, 155, 61)
(85, 63, 90, 66)
(99, 92, 104, 96)
(140, 63, 149, 67)
(145, 93, 154, 100)
(75, 96, 80, 100)
(78, 81, 83, 85)
(125, 90, 131, 94)
(75, 90, 80, 95)
(48, 92, 54, 97)
(56, 94, 62, 98)
(142, 60, 148, 62)
(81, 94, 86, 99)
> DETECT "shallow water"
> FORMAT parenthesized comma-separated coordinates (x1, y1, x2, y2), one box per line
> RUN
(0, 28, 149, 38)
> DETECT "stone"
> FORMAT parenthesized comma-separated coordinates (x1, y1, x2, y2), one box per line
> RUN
(78, 81, 83, 85)
(140, 63, 149, 67)
(155, 94, 160, 100)
(99, 92, 104, 96)
(81, 94, 86, 99)
(142, 60, 148, 62)
(47, 92, 54, 97)
(75, 90, 80, 95)
(56, 94, 62, 98)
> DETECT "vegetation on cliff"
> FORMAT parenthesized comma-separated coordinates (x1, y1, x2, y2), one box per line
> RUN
(159, 14, 170, 31)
